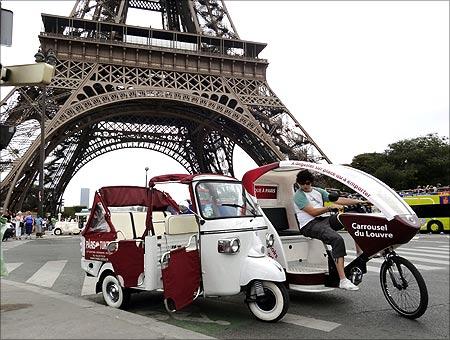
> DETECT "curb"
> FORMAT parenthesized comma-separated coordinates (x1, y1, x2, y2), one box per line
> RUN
(1, 279, 215, 339)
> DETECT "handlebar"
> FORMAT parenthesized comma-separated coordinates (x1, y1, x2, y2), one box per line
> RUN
(329, 202, 373, 214)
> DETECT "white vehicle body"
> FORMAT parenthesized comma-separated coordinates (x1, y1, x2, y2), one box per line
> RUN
(241, 160, 426, 315)
(53, 221, 80, 235)
(80, 175, 289, 322)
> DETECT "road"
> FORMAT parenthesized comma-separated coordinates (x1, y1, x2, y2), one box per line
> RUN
(2, 233, 449, 339)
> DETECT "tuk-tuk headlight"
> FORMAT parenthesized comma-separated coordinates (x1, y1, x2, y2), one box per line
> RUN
(218, 238, 240, 254)
(106, 241, 118, 254)
(266, 233, 275, 247)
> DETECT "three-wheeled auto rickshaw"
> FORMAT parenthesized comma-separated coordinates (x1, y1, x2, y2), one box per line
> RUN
(80, 174, 289, 322)
(242, 160, 428, 319)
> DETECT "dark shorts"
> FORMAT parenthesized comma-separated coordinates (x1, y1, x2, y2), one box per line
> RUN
(301, 215, 347, 258)
(25, 224, 33, 235)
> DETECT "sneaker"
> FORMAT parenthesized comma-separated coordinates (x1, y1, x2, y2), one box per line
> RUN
(339, 278, 359, 291)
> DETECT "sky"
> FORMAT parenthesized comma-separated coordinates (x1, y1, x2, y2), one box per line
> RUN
(1, 1, 448, 207)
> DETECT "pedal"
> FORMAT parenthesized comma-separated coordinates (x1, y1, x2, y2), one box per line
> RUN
(350, 266, 363, 285)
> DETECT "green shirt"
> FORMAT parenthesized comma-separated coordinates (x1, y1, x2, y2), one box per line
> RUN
(294, 187, 330, 209)
(293, 187, 330, 228)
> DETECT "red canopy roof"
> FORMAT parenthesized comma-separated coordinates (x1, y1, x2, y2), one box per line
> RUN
(149, 174, 192, 187)
(98, 186, 178, 210)
(242, 162, 280, 196)
(148, 173, 228, 186)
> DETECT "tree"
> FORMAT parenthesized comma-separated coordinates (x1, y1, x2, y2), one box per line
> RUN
(350, 134, 449, 190)
(351, 153, 387, 176)
(63, 205, 86, 219)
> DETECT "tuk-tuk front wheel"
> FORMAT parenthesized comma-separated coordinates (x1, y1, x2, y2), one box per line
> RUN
(101, 274, 130, 309)
(246, 281, 289, 322)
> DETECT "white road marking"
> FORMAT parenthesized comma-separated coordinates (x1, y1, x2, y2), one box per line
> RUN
(412, 246, 449, 253)
(346, 254, 445, 271)
(2, 240, 31, 250)
(26, 260, 67, 287)
(5, 262, 23, 273)
(365, 265, 381, 273)
(411, 240, 449, 244)
(394, 250, 449, 259)
(81, 274, 98, 296)
(400, 252, 450, 261)
(282, 313, 340, 332)
(347, 250, 448, 265)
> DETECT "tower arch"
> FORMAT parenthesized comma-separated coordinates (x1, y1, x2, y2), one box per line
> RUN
(1, 1, 329, 214)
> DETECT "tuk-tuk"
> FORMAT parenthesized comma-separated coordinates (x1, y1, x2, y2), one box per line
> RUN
(81, 174, 289, 322)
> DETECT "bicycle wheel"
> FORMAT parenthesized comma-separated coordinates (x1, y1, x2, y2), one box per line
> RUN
(380, 256, 428, 319)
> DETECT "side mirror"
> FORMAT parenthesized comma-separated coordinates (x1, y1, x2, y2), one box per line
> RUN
(328, 191, 340, 202)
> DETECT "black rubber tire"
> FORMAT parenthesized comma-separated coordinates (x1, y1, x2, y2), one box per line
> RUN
(380, 256, 428, 319)
(427, 220, 444, 234)
(53, 228, 62, 236)
(246, 281, 289, 322)
(101, 274, 131, 309)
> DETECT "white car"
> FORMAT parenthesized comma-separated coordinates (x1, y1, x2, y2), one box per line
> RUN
(52, 221, 81, 236)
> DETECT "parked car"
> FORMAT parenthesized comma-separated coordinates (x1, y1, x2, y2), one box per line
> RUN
(53, 221, 80, 236)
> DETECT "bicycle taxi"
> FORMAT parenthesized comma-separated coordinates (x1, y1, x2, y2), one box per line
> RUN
(80, 174, 289, 322)
(242, 160, 428, 319)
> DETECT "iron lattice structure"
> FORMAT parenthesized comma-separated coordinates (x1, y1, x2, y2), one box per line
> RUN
(0, 0, 330, 214)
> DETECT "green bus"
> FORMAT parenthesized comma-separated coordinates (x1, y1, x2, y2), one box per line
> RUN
(403, 194, 450, 234)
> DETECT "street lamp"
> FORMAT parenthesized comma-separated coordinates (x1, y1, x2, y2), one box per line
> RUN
(145, 167, 149, 187)
(34, 48, 57, 218)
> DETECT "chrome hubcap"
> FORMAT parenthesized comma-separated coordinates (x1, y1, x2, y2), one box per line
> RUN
(106, 282, 120, 302)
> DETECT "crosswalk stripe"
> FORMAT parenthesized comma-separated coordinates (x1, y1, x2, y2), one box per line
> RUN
(387, 262, 443, 271)
(26, 260, 67, 288)
(81, 274, 98, 296)
(5, 262, 23, 273)
(348, 249, 448, 265)
(412, 247, 449, 253)
(346, 254, 445, 271)
(394, 250, 449, 259)
(282, 313, 340, 332)
(411, 240, 449, 244)
(364, 265, 380, 273)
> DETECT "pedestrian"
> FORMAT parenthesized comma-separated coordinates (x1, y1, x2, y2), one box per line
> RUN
(179, 199, 193, 214)
(42, 217, 47, 232)
(24, 212, 34, 239)
(1, 216, 15, 242)
(35, 215, 43, 238)
(14, 212, 23, 240)
(49, 217, 57, 232)
(0, 216, 9, 277)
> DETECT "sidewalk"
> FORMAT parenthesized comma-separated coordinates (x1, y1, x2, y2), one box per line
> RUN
(1, 279, 214, 339)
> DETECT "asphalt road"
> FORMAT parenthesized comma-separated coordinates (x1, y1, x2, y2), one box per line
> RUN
(2, 233, 449, 339)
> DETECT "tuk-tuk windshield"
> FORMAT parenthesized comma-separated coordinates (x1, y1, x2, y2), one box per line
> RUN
(195, 181, 261, 219)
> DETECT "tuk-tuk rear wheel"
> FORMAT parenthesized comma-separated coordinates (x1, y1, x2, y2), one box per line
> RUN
(246, 281, 289, 322)
(101, 274, 130, 309)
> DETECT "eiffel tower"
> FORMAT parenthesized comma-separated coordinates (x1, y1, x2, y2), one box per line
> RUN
(0, 0, 330, 214)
